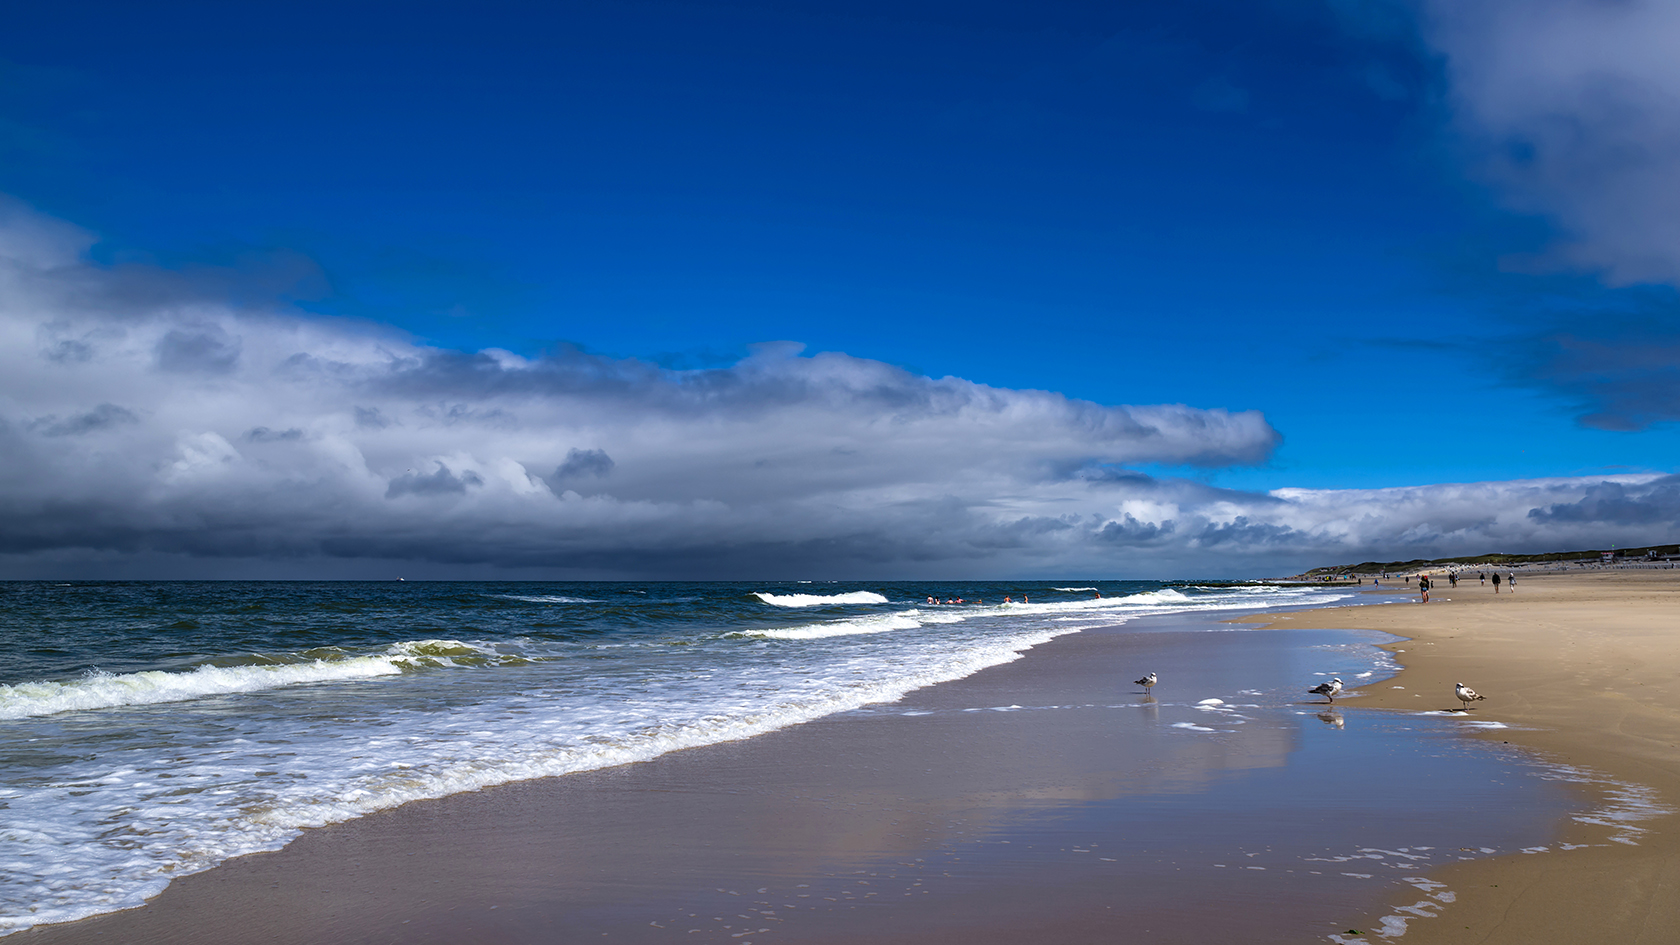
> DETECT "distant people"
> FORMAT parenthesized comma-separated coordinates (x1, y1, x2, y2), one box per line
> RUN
(1479, 572, 1486, 585)
(1508, 573, 1516, 592)
(1094, 591, 1102, 599)
(1003, 596, 1013, 604)
(1492, 572, 1502, 593)
(1419, 575, 1431, 603)
(1448, 572, 1458, 588)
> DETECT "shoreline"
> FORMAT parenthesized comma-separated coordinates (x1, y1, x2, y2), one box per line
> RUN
(11, 597, 1555, 945)
(1247, 570, 1680, 942)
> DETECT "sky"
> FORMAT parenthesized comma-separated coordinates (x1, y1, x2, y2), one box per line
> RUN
(1, 0, 1678, 579)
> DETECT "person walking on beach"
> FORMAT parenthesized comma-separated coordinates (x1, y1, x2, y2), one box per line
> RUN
(1492, 572, 1502, 593)
(1508, 573, 1516, 592)
(1419, 575, 1430, 603)
(1449, 572, 1458, 588)
(1479, 572, 1486, 585)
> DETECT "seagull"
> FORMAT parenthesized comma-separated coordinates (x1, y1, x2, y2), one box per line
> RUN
(1454, 682, 1486, 711)
(1134, 672, 1157, 695)
(1308, 677, 1343, 703)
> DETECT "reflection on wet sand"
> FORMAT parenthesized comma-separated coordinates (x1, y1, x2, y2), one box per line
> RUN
(14, 621, 1576, 945)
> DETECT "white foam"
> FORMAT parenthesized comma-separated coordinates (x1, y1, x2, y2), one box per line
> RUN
(738, 614, 923, 640)
(499, 594, 601, 603)
(0, 657, 402, 720)
(0, 622, 1078, 934)
(753, 591, 890, 607)
(0, 640, 519, 720)
(1052, 587, 1099, 592)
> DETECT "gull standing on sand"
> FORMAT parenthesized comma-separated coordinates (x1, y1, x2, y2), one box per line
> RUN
(1308, 677, 1343, 703)
(1455, 682, 1486, 710)
(1134, 672, 1157, 695)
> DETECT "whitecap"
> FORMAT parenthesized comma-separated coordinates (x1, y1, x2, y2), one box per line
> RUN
(735, 614, 922, 640)
(753, 591, 889, 607)
(0, 657, 403, 720)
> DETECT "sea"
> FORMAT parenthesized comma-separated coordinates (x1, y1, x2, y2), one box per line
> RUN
(0, 579, 1358, 934)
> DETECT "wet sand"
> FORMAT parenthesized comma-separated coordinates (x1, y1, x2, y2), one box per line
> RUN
(1251, 569, 1680, 943)
(14, 606, 1576, 945)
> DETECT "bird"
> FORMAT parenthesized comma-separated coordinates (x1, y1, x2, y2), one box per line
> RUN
(1308, 677, 1343, 703)
(1134, 672, 1157, 695)
(1454, 682, 1486, 711)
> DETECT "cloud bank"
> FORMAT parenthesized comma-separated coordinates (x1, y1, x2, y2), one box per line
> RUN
(1, 200, 1673, 578)
(1424, 0, 1680, 285)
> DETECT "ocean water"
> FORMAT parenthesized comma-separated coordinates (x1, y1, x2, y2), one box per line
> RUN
(0, 579, 1348, 934)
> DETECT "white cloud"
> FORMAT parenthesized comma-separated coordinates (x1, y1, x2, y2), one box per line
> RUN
(1423, 0, 1680, 283)
(0, 200, 1673, 578)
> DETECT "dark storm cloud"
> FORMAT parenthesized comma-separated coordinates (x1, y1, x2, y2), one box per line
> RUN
(386, 464, 486, 498)
(155, 325, 242, 374)
(30, 403, 138, 437)
(554, 448, 614, 480)
(1527, 475, 1680, 525)
(244, 426, 304, 443)
(0, 200, 1674, 578)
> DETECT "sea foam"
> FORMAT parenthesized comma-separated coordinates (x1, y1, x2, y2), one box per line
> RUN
(0, 639, 508, 719)
(753, 591, 890, 607)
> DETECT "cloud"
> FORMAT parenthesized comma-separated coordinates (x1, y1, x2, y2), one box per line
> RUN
(29, 402, 138, 437)
(1423, 0, 1680, 284)
(1508, 313, 1680, 430)
(1527, 474, 1680, 524)
(554, 447, 615, 481)
(0, 200, 1672, 578)
(386, 463, 486, 499)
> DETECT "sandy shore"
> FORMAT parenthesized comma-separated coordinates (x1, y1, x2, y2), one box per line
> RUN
(1250, 569, 1680, 943)
(14, 607, 1549, 945)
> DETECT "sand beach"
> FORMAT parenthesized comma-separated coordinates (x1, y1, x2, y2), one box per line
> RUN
(11, 571, 1676, 944)
(1256, 569, 1680, 943)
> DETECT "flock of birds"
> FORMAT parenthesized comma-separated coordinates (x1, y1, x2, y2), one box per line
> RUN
(1132, 672, 1488, 711)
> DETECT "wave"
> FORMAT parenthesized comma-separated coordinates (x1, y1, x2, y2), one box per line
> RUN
(499, 594, 601, 604)
(1052, 587, 1099, 592)
(0, 640, 510, 719)
(734, 614, 923, 639)
(753, 591, 889, 607)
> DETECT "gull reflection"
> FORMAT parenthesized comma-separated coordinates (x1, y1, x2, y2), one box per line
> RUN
(1316, 708, 1345, 730)
(1137, 695, 1159, 722)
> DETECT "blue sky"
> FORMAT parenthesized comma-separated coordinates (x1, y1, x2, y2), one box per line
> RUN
(1, 0, 1677, 577)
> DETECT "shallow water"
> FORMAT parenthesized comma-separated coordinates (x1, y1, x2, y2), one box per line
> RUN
(0, 579, 1349, 933)
(63, 616, 1590, 945)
